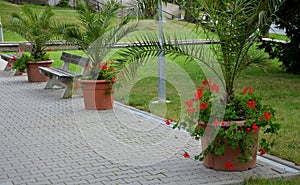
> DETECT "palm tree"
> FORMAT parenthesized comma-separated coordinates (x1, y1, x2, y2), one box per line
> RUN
(116, 0, 283, 102)
(64, 0, 137, 80)
(10, 6, 66, 60)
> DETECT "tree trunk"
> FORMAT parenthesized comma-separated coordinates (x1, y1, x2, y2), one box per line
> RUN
(184, 0, 193, 22)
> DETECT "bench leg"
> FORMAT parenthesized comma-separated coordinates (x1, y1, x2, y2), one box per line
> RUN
(45, 75, 56, 89)
(62, 78, 73, 98)
(45, 75, 65, 89)
(4, 64, 11, 71)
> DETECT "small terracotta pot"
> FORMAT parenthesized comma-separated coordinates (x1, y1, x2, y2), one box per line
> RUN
(26, 60, 53, 82)
(199, 121, 259, 171)
(79, 80, 114, 110)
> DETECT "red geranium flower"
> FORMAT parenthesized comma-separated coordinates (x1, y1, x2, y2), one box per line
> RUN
(183, 151, 190, 158)
(165, 119, 170, 125)
(74, 84, 81, 89)
(164, 119, 174, 125)
(194, 86, 204, 100)
(7, 63, 12, 68)
(209, 83, 220, 93)
(199, 102, 208, 110)
(242, 87, 248, 94)
(212, 119, 219, 126)
(247, 99, 255, 109)
(225, 161, 234, 169)
(202, 79, 207, 86)
(185, 99, 194, 108)
(100, 61, 108, 70)
(259, 148, 266, 156)
(264, 112, 271, 121)
(187, 107, 195, 115)
(252, 123, 259, 131)
(249, 86, 253, 94)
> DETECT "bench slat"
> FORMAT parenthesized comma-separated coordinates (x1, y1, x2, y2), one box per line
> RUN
(1, 54, 15, 61)
(60, 52, 90, 67)
(52, 67, 81, 77)
(39, 67, 71, 78)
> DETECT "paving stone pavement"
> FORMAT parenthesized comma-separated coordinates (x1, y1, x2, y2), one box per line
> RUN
(0, 71, 299, 185)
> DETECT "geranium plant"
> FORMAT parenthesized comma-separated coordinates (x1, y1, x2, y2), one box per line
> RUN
(10, 46, 52, 73)
(84, 60, 116, 82)
(174, 79, 280, 163)
(12, 53, 33, 73)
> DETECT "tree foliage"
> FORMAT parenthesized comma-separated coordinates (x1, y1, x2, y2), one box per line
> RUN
(275, 0, 300, 74)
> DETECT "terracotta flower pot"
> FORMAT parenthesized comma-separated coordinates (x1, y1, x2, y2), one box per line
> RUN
(26, 60, 53, 82)
(79, 80, 114, 110)
(199, 121, 259, 171)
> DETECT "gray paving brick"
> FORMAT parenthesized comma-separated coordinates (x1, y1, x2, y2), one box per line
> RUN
(0, 71, 299, 185)
(31, 180, 52, 185)
(13, 177, 37, 185)
(50, 177, 74, 184)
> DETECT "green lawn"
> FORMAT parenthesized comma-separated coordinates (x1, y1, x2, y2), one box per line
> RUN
(113, 54, 300, 165)
(0, 0, 79, 42)
(0, 1, 299, 184)
(244, 175, 300, 185)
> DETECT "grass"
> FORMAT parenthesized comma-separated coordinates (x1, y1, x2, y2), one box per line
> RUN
(244, 175, 300, 185)
(236, 61, 300, 164)
(0, 0, 79, 42)
(269, 33, 290, 41)
(115, 55, 300, 165)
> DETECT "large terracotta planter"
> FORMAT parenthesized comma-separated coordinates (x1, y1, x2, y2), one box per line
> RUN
(27, 60, 53, 82)
(79, 80, 114, 110)
(199, 121, 259, 171)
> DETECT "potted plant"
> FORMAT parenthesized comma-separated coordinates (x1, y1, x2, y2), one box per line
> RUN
(174, 79, 280, 171)
(79, 60, 116, 110)
(9, 6, 65, 82)
(65, 0, 136, 110)
(115, 0, 282, 171)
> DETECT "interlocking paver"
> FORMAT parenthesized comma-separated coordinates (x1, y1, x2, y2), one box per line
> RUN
(0, 71, 299, 185)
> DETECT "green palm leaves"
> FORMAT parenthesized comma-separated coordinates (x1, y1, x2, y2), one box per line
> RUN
(10, 6, 68, 60)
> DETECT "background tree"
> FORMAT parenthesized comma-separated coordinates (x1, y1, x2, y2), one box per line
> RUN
(128, 0, 168, 19)
(275, 0, 300, 74)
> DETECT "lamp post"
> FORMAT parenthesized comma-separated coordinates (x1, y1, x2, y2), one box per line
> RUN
(0, 16, 4, 42)
(157, 0, 166, 102)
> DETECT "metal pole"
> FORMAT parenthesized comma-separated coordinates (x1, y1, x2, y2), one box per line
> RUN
(0, 16, 4, 42)
(158, 0, 166, 102)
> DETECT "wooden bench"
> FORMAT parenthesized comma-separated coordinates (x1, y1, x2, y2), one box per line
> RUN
(1, 53, 16, 71)
(39, 52, 90, 98)
(1, 43, 30, 73)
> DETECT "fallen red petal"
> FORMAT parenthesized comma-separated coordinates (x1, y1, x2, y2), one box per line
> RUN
(183, 151, 190, 158)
